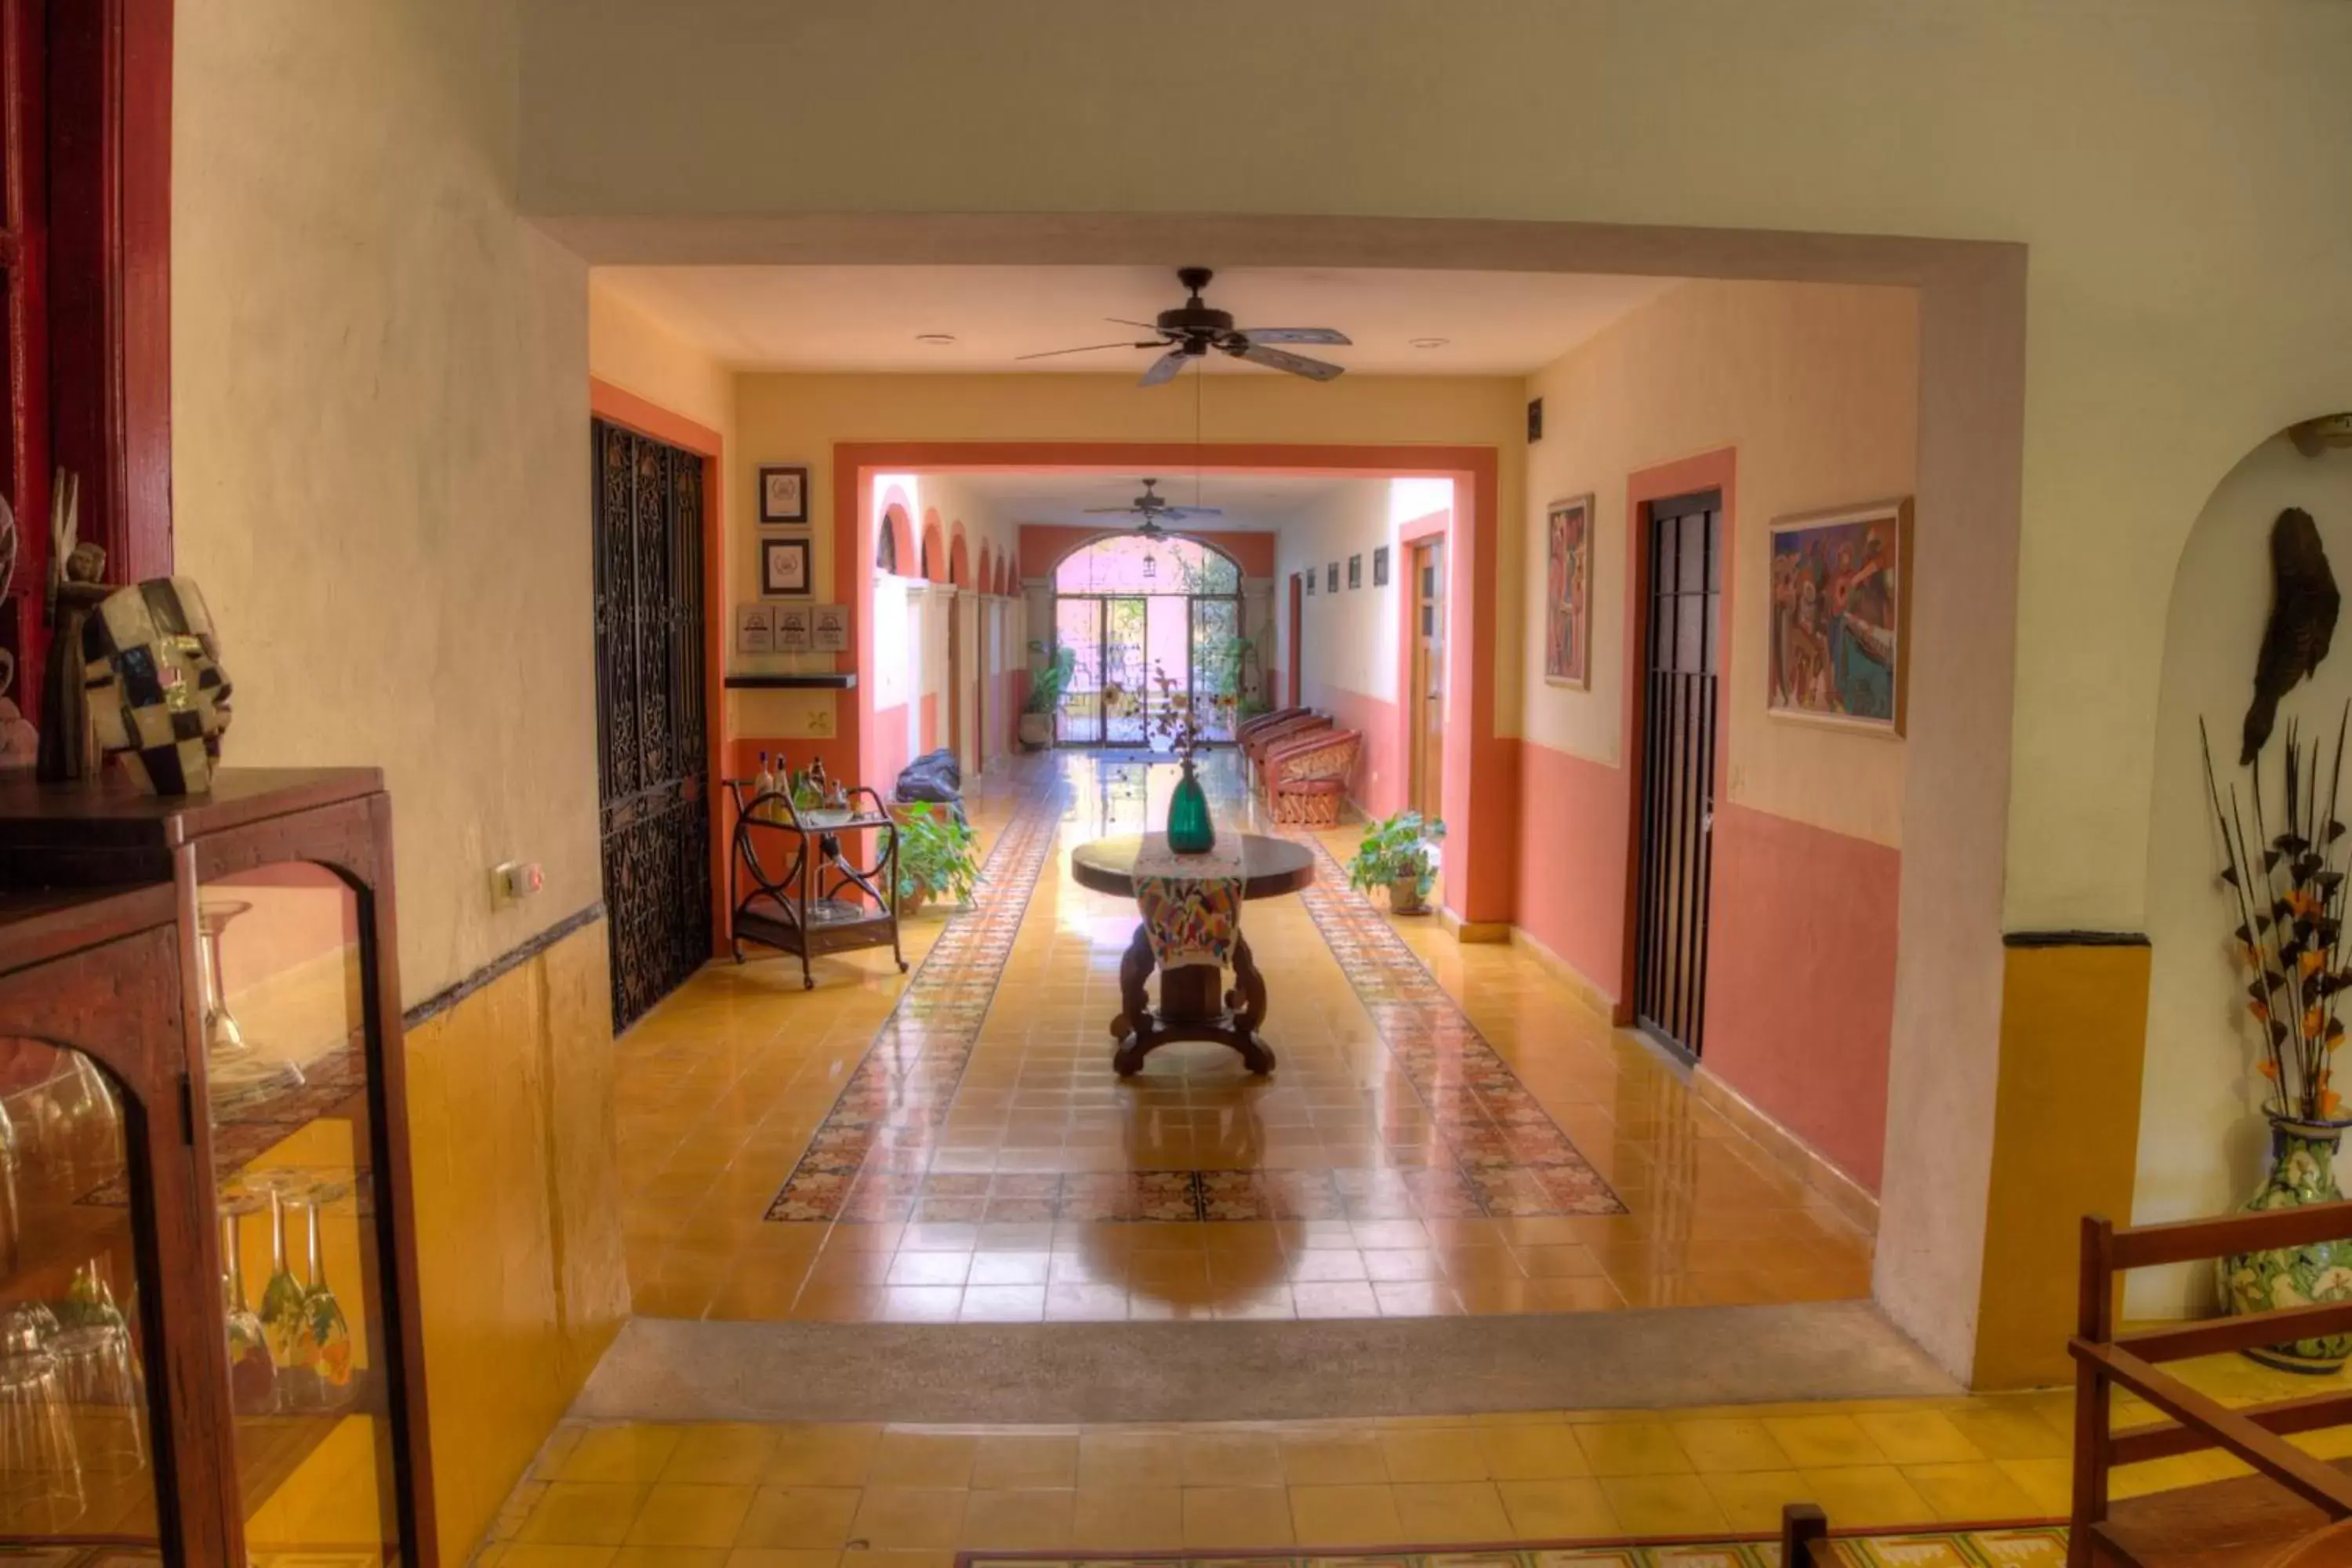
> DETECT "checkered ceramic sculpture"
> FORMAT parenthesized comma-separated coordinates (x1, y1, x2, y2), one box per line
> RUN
(81, 577, 234, 795)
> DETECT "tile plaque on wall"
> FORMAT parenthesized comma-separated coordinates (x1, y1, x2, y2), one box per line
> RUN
(735, 603, 775, 654)
(811, 604, 849, 652)
(774, 604, 813, 652)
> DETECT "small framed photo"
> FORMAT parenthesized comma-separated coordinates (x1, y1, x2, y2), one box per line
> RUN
(761, 536, 813, 597)
(1348, 554, 1363, 590)
(774, 604, 813, 652)
(811, 604, 849, 652)
(1326, 562, 1340, 594)
(758, 464, 810, 525)
(735, 603, 775, 655)
(1373, 546, 1389, 587)
(1304, 568, 1316, 597)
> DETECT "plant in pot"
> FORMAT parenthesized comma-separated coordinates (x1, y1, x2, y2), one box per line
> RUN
(1019, 641, 1076, 750)
(2204, 711, 2352, 1371)
(1346, 811, 1446, 915)
(892, 803, 980, 917)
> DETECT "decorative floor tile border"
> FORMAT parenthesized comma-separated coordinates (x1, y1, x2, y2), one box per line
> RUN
(1286, 829, 1628, 1217)
(766, 757, 1623, 1223)
(959, 1523, 2069, 1568)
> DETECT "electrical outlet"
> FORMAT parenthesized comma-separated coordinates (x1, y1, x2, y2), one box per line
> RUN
(492, 860, 544, 906)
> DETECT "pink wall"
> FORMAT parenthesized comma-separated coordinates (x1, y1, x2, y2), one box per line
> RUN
(1316, 687, 1403, 820)
(1704, 804, 1899, 1192)
(1512, 738, 1632, 989)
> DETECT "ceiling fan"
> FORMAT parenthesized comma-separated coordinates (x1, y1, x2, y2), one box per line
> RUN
(1020, 267, 1352, 386)
(1084, 477, 1220, 537)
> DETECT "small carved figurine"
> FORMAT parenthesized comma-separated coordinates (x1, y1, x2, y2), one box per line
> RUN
(2245, 507, 2342, 765)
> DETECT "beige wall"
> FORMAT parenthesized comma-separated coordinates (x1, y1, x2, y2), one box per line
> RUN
(590, 278, 734, 440)
(1522, 280, 1918, 847)
(2132, 435, 2352, 1316)
(176, 0, 597, 1001)
(515, 0, 2352, 938)
(1276, 481, 1412, 708)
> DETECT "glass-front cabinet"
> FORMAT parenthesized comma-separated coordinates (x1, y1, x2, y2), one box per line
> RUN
(0, 769, 434, 1566)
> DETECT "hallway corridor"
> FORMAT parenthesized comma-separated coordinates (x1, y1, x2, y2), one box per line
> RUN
(613, 752, 1875, 1326)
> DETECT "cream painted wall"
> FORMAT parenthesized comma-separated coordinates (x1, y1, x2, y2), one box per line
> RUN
(1275, 481, 1410, 706)
(590, 278, 734, 438)
(728, 372, 1525, 734)
(514, 0, 2352, 936)
(176, 0, 597, 1001)
(2130, 436, 2352, 1317)
(1521, 281, 1917, 848)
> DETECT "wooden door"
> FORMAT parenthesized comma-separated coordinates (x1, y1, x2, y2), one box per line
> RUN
(1410, 540, 1445, 822)
(593, 418, 712, 1032)
(1633, 489, 1723, 1059)
(1287, 572, 1303, 706)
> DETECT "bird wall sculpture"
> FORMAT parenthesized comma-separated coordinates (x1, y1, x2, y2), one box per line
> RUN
(2244, 506, 2341, 764)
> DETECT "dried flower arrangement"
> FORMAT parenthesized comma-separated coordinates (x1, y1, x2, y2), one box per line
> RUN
(2202, 707, 2352, 1123)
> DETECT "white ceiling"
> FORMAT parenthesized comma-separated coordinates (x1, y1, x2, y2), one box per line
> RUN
(594, 265, 1682, 376)
(945, 472, 1379, 532)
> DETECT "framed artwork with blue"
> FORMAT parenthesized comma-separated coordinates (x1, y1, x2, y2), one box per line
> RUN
(1766, 497, 1911, 735)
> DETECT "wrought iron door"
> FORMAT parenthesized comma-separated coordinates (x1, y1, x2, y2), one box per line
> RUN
(1634, 490, 1722, 1059)
(593, 419, 711, 1031)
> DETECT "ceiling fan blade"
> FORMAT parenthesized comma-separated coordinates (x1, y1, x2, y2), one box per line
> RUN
(1161, 506, 1225, 520)
(1237, 327, 1352, 346)
(1138, 348, 1190, 387)
(1083, 505, 1150, 514)
(1106, 318, 1163, 330)
(1231, 343, 1345, 381)
(1014, 340, 1154, 361)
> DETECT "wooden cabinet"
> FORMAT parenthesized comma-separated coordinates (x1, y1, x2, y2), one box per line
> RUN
(0, 768, 435, 1566)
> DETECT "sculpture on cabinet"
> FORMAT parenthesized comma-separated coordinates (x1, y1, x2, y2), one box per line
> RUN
(82, 578, 234, 796)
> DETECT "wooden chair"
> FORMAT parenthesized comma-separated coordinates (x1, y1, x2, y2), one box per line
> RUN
(1236, 706, 1308, 745)
(2068, 1203, 2352, 1566)
(1244, 712, 1331, 781)
(1264, 728, 1361, 825)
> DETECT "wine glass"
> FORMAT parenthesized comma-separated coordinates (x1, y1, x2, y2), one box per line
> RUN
(0, 1301, 82, 1529)
(195, 898, 253, 1059)
(299, 1178, 354, 1410)
(252, 1174, 314, 1413)
(52, 1258, 142, 1475)
(217, 1185, 275, 1417)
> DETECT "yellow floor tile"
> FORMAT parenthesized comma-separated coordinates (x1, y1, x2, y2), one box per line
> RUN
(1071, 1486, 1185, 1549)
(1795, 1465, 1936, 1528)
(662, 1426, 782, 1486)
(731, 1488, 862, 1550)
(1854, 1410, 1990, 1466)
(763, 1428, 881, 1488)
(1392, 1479, 1514, 1541)
(1496, 1478, 1620, 1537)
(1573, 1421, 1694, 1477)
(611, 1549, 729, 1568)
(625, 1484, 756, 1549)
(1700, 1469, 1814, 1533)
(1280, 1432, 1391, 1486)
(848, 1488, 969, 1550)
(1671, 1418, 1795, 1475)
(1287, 1483, 1406, 1547)
(497, 1548, 621, 1568)
(1378, 1427, 1490, 1483)
(959, 1489, 1076, 1548)
(1473, 1424, 1593, 1480)
(1181, 1430, 1283, 1487)
(1599, 1472, 1730, 1535)
(867, 1432, 977, 1489)
(1762, 1414, 1887, 1469)
(970, 1433, 1080, 1490)
(719, 1553, 840, 1568)
(1181, 1485, 1295, 1548)
(560, 1427, 688, 1485)
(1079, 1429, 1185, 1490)
(517, 1483, 652, 1547)
(1898, 1460, 2047, 1523)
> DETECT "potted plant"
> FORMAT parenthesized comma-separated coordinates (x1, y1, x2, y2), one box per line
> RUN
(2203, 713, 2352, 1371)
(1345, 810, 1446, 915)
(1019, 641, 1076, 750)
(892, 802, 980, 917)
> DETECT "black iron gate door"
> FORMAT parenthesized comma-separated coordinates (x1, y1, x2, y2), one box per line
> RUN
(1634, 489, 1722, 1059)
(593, 417, 711, 1031)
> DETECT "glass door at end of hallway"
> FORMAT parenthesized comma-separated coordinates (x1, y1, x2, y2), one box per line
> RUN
(1054, 595, 1149, 746)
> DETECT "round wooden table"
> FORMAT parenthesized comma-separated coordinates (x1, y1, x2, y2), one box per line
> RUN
(1069, 833, 1316, 1076)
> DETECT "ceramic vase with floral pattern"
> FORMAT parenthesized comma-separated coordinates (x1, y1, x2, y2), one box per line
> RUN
(2219, 1115, 2352, 1374)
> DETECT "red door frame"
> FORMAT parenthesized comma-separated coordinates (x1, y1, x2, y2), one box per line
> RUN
(589, 378, 731, 959)
(1616, 448, 1737, 1025)
(835, 441, 1514, 926)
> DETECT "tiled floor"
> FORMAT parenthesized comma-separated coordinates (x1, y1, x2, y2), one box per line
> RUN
(476, 1355, 2352, 1565)
(615, 751, 1874, 1324)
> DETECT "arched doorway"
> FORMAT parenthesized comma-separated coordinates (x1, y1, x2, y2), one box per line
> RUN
(1051, 532, 1244, 748)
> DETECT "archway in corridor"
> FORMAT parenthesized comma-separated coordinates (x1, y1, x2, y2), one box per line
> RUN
(1050, 532, 1244, 747)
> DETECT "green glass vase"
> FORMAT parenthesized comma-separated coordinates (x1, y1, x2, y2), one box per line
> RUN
(1167, 757, 1216, 854)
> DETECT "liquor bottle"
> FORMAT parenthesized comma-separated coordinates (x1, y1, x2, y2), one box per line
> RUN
(754, 751, 776, 820)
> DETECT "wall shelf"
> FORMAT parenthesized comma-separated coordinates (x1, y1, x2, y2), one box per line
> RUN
(724, 673, 857, 690)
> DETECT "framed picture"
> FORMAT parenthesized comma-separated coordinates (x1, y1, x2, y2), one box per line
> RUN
(761, 536, 813, 597)
(811, 604, 849, 652)
(1304, 568, 1316, 597)
(758, 464, 810, 525)
(734, 603, 775, 655)
(1544, 495, 1595, 689)
(1766, 497, 1912, 735)
(1348, 554, 1363, 590)
(1326, 562, 1339, 594)
(1373, 546, 1390, 587)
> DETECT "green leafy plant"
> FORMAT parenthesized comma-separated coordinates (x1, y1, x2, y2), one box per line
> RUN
(1346, 811, 1447, 909)
(1025, 641, 1077, 715)
(893, 802, 981, 910)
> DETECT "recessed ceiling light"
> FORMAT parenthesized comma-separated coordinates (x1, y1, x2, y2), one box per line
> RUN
(914, 332, 957, 347)
(1409, 336, 1450, 350)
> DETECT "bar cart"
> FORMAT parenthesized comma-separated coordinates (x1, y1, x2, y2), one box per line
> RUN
(725, 778, 906, 989)
(0, 768, 436, 1566)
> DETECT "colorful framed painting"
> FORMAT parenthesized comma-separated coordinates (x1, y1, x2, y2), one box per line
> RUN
(1544, 494, 1595, 689)
(1766, 496, 1912, 735)
(758, 464, 810, 525)
(760, 536, 813, 597)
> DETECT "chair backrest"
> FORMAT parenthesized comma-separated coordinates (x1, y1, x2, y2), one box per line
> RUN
(1247, 713, 1330, 757)
(1271, 728, 1362, 781)
(1237, 706, 1307, 742)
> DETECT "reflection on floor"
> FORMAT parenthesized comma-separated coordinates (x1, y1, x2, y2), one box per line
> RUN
(481, 1356, 2352, 1562)
(615, 752, 1875, 1324)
